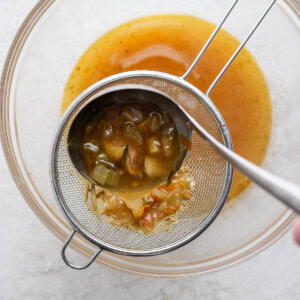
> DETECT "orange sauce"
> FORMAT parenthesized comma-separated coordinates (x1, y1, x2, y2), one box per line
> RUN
(61, 15, 272, 201)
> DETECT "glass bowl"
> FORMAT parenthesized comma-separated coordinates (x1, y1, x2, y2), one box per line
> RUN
(1, 0, 300, 277)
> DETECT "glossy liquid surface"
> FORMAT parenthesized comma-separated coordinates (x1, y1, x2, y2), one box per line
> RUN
(62, 15, 272, 200)
(82, 105, 181, 192)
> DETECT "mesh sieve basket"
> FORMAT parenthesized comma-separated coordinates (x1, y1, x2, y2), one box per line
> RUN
(50, 71, 233, 269)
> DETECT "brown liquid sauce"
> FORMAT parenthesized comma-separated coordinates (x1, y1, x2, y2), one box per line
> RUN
(82, 105, 181, 193)
(62, 15, 272, 201)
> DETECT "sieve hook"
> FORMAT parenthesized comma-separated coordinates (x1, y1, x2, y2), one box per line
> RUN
(61, 230, 102, 270)
(181, 0, 277, 96)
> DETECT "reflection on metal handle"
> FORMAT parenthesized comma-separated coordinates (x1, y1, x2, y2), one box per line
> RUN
(186, 113, 300, 214)
(61, 230, 102, 270)
(206, 0, 276, 96)
(181, 0, 239, 79)
(181, 0, 277, 95)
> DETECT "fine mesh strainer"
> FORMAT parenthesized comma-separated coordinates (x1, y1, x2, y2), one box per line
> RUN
(50, 0, 300, 269)
(51, 73, 233, 269)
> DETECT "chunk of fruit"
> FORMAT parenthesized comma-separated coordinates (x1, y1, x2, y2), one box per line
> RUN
(150, 113, 163, 132)
(144, 156, 166, 178)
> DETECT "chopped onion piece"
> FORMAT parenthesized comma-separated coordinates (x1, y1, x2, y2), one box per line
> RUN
(144, 156, 166, 178)
(122, 198, 145, 218)
(130, 108, 144, 123)
(121, 107, 144, 124)
(150, 113, 163, 132)
(121, 110, 135, 123)
(106, 194, 123, 211)
(124, 123, 143, 146)
(144, 197, 154, 205)
(151, 188, 167, 201)
(148, 137, 161, 154)
(92, 164, 109, 185)
(158, 202, 168, 211)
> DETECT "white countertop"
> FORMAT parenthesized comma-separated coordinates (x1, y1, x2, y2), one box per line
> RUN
(1, 1, 300, 299)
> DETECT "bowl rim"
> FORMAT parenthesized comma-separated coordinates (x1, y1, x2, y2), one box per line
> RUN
(0, 0, 298, 277)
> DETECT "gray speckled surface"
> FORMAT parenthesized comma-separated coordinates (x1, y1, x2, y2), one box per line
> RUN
(1, 1, 300, 299)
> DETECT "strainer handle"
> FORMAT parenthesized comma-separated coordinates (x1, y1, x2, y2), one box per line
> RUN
(186, 114, 300, 214)
(181, 0, 276, 97)
(61, 230, 102, 270)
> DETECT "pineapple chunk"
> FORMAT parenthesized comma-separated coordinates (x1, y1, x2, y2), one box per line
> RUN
(144, 156, 166, 178)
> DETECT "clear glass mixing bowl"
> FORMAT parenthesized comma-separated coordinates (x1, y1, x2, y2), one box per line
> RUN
(1, 0, 300, 277)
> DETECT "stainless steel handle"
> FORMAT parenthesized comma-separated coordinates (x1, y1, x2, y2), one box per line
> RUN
(182, 0, 277, 96)
(186, 114, 300, 213)
(61, 230, 102, 270)
(286, 0, 300, 15)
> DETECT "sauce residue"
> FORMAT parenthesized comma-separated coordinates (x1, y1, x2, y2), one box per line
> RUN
(61, 15, 272, 201)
